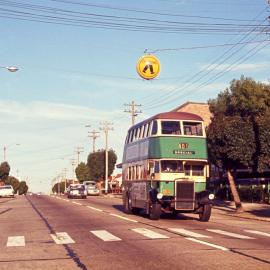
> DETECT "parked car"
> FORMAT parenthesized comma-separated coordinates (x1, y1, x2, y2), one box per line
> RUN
(83, 181, 100, 196)
(0, 185, 15, 198)
(67, 184, 87, 199)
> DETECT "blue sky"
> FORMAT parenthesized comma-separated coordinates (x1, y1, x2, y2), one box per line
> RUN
(0, 0, 269, 193)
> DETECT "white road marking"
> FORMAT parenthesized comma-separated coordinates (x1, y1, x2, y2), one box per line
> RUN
(110, 213, 138, 223)
(86, 206, 103, 212)
(72, 202, 82, 205)
(50, 232, 75, 244)
(90, 230, 122, 242)
(169, 228, 211, 238)
(7, 236, 25, 247)
(132, 228, 169, 239)
(186, 237, 228, 251)
(207, 229, 255, 239)
(244, 230, 270, 237)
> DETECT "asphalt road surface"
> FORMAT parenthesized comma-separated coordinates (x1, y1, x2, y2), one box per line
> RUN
(0, 194, 269, 270)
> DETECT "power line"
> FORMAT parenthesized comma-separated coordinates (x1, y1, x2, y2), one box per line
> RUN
(141, 10, 268, 108)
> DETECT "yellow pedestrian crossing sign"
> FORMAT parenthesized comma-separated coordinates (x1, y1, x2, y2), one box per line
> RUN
(136, 54, 161, 80)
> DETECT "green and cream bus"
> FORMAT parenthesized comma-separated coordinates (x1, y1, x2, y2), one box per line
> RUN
(121, 111, 214, 221)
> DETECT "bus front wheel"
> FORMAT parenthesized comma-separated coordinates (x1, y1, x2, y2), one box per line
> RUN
(149, 203, 161, 220)
(199, 204, 212, 222)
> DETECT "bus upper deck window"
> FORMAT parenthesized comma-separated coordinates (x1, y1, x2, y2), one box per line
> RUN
(154, 161, 160, 173)
(161, 121, 181, 135)
(183, 122, 203, 136)
(151, 120, 158, 135)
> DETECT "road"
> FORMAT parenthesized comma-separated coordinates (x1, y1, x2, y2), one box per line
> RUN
(0, 194, 269, 270)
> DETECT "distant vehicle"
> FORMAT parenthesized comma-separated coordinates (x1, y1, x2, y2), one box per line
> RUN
(83, 181, 100, 196)
(67, 184, 87, 199)
(0, 185, 15, 198)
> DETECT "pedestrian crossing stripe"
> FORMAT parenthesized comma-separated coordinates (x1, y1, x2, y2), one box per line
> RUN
(207, 229, 255, 239)
(168, 228, 211, 238)
(50, 232, 75, 244)
(90, 230, 122, 242)
(244, 230, 270, 237)
(7, 236, 25, 247)
(7, 227, 268, 248)
(186, 237, 228, 251)
(132, 228, 169, 239)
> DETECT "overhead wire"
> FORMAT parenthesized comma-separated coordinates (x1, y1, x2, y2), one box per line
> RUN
(0, 0, 268, 34)
(140, 8, 269, 109)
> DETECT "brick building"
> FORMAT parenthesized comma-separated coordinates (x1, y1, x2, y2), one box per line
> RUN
(172, 101, 212, 127)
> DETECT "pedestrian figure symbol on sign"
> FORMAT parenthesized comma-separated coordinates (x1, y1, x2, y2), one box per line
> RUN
(136, 55, 161, 80)
(143, 62, 154, 74)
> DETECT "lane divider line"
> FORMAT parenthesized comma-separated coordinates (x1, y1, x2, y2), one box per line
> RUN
(110, 213, 138, 223)
(86, 206, 103, 212)
(72, 202, 82, 205)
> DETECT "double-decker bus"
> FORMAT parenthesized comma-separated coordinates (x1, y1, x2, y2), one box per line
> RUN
(121, 111, 214, 221)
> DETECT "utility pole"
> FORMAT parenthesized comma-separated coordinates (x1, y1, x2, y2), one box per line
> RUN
(74, 146, 84, 165)
(100, 121, 113, 194)
(124, 100, 142, 126)
(62, 168, 68, 192)
(88, 130, 100, 152)
(70, 158, 76, 184)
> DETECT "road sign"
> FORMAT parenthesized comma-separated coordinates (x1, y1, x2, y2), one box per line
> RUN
(136, 54, 161, 80)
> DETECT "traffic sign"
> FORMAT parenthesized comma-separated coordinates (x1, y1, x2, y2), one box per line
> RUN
(136, 54, 161, 80)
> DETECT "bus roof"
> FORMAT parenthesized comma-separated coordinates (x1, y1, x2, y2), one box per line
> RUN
(130, 112, 203, 130)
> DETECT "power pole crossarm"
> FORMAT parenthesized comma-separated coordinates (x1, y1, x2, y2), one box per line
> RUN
(88, 130, 100, 153)
(124, 100, 142, 126)
(74, 146, 84, 165)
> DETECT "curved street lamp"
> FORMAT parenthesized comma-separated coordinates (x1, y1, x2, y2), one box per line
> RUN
(0, 66, 19, 72)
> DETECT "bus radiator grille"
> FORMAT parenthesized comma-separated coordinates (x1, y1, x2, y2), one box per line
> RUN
(175, 181, 195, 210)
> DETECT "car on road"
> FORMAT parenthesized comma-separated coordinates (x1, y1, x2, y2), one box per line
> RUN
(0, 185, 15, 198)
(83, 181, 100, 196)
(67, 184, 87, 199)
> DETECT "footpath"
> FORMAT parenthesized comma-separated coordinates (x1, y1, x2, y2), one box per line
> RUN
(213, 200, 270, 222)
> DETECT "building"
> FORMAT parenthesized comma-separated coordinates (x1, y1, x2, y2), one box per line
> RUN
(172, 101, 212, 127)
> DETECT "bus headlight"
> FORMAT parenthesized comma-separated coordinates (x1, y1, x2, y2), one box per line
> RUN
(157, 193, 163, 200)
(208, 193, 215, 200)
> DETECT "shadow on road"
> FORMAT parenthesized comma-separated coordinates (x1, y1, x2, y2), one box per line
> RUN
(112, 204, 198, 221)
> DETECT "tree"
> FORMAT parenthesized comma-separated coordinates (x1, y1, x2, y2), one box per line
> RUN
(52, 181, 65, 194)
(208, 76, 270, 212)
(87, 149, 117, 182)
(18, 181, 28, 195)
(75, 162, 91, 183)
(0, 162, 10, 182)
(5, 176, 20, 194)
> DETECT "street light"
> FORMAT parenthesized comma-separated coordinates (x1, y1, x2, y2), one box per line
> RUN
(0, 66, 19, 72)
(3, 143, 20, 161)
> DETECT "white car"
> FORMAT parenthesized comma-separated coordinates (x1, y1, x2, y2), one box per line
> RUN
(0, 185, 15, 198)
(83, 181, 100, 196)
